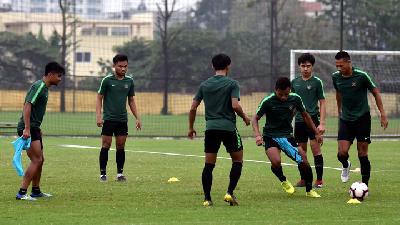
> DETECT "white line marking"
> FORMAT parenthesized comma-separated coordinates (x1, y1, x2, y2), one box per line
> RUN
(58, 144, 387, 172)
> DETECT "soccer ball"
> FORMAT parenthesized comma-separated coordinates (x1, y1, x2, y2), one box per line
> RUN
(349, 181, 369, 200)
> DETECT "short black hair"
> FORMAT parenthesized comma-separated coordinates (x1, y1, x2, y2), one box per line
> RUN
(113, 54, 128, 64)
(335, 51, 351, 61)
(297, 53, 315, 66)
(212, 53, 231, 70)
(275, 77, 291, 90)
(45, 61, 65, 76)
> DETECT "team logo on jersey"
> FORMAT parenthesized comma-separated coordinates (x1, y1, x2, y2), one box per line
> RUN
(352, 81, 357, 87)
(124, 84, 128, 88)
(307, 85, 312, 90)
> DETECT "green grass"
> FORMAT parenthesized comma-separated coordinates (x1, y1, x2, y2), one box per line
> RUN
(1, 137, 400, 225)
(1, 111, 400, 137)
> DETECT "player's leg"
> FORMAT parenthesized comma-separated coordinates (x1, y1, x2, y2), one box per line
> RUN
(224, 129, 243, 206)
(16, 139, 42, 200)
(294, 122, 308, 187)
(310, 139, 323, 187)
(114, 120, 128, 181)
(202, 130, 220, 206)
(356, 113, 372, 186)
(337, 119, 355, 183)
(99, 121, 113, 181)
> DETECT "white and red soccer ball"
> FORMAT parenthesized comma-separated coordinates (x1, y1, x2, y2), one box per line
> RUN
(349, 181, 369, 200)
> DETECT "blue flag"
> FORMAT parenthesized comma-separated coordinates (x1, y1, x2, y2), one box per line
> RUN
(11, 136, 31, 176)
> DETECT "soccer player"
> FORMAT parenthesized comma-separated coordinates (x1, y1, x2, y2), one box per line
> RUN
(96, 54, 141, 182)
(333, 51, 388, 186)
(188, 53, 251, 207)
(291, 53, 326, 188)
(252, 77, 322, 198)
(15, 62, 64, 200)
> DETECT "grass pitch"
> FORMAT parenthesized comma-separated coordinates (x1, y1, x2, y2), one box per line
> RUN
(1, 137, 400, 225)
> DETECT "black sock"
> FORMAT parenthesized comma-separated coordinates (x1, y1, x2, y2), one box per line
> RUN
(271, 166, 286, 182)
(297, 164, 304, 180)
(299, 163, 313, 192)
(202, 163, 215, 201)
(337, 153, 349, 168)
(31, 186, 41, 194)
(227, 162, 242, 195)
(99, 147, 109, 175)
(359, 156, 371, 186)
(18, 188, 27, 195)
(116, 149, 125, 174)
(314, 155, 324, 181)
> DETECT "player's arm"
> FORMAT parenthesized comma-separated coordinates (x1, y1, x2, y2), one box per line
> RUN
(128, 96, 141, 130)
(301, 111, 323, 145)
(371, 87, 388, 130)
(232, 98, 250, 126)
(318, 99, 326, 134)
(96, 94, 103, 127)
(251, 114, 264, 146)
(188, 100, 201, 139)
(22, 102, 32, 139)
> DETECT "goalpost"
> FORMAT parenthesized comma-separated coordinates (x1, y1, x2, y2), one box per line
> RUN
(290, 50, 400, 138)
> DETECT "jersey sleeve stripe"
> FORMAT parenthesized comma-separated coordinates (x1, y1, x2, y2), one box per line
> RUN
(289, 93, 306, 109)
(256, 93, 274, 114)
(314, 76, 326, 98)
(97, 75, 112, 93)
(31, 82, 45, 104)
(354, 69, 377, 88)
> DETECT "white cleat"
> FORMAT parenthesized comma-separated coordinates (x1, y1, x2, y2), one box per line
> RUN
(341, 161, 351, 183)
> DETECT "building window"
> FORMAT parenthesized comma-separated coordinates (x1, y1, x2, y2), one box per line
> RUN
(76, 52, 91, 63)
(81, 27, 92, 36)
(95, 27, 108, 36)
(111, 27, 130, 36)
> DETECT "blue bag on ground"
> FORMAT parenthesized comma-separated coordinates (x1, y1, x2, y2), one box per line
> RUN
(11, 137, 31, 176)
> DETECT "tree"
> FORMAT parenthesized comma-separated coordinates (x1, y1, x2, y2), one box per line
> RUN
(192, 0, 233, 33)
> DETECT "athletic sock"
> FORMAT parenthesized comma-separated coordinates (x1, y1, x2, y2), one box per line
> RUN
(297, 164, 304, 180)
(116, 149, 125, 174)
(271, 166, 286, 182)
(18, 188, 27, 195)
(99, 147, 109, 175)
(227, 162, 243, 195)
(337, 153, 349, 168)
(314, 154, 324, 180)
(299, 163, 313, 192)
(31, 186, 41, 195)
(202, 163, 215, 201)
(359, 156, 371, 186)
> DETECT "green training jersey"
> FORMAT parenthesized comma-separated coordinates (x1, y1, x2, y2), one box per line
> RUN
(98, 74, 135, 122)
(194, 75, 240, 131)
(256, 93, 305, 138)
(17, 80, 48, 131)
(332, 67, 376, 121)
(292, 75, 325, 122)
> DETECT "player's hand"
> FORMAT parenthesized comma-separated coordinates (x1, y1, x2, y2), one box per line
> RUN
(317, 124, 325, 134)
(255, 135, 263, 146)
(22, 128, 30, 139)
(243, 115, 251, 126)
(96, 116, 103, 127)
(380, 114, 388, 130)
(188, 129, 196, 139)
(135, 119, 142, 130)
(316, 134, 323, 146)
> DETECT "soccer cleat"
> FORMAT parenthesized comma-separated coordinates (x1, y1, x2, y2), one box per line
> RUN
(116, 174, 126, 182)
(314, 180, 324, 188)
(30, 192, 53, 198)
(306, 189, 321, 198)
(281, 180, 295, 194)
(224, 193, 239, 206)
(203, 200, 213, 207)
(295, 179, 305, 187)
(16, 193, 37, 201)
(100, 175, 107, 182)
(341, 161, 351, 183)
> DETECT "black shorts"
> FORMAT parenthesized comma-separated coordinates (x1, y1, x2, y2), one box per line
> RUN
(204, 129, 243, 153)
(338, 113, 371, 144)
(101, 120, 128, 136)
(17, 127, 43, 150)
(294, 115, 320, 143)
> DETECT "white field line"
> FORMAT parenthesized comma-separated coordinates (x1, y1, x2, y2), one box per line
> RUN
(59, 144, 389, 172)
